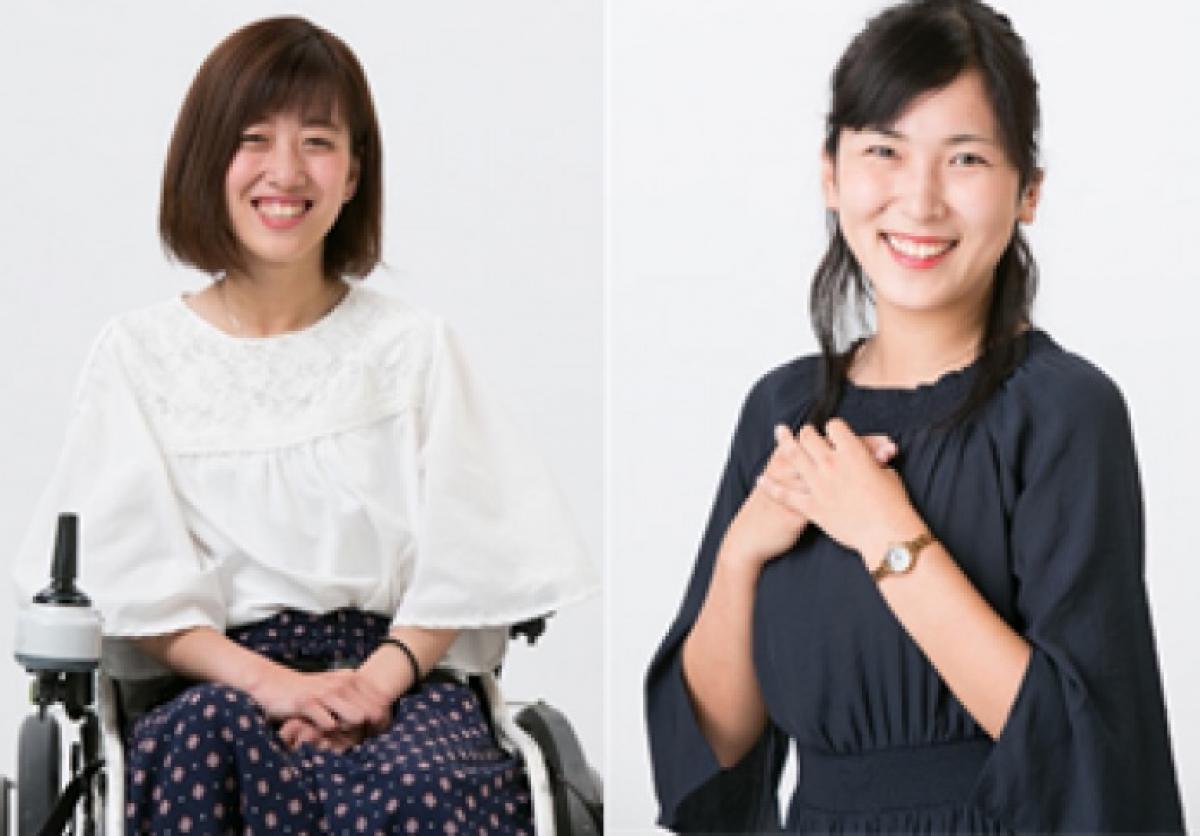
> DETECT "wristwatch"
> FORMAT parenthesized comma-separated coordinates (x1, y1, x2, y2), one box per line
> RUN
(870, 532, 935, 582)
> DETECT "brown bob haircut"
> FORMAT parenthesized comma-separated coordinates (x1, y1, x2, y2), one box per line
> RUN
(160, 16, 382, 279)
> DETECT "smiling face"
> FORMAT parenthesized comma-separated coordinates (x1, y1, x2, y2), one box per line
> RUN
(822, 70, 1040, 327)
(224, 109, 359, 278)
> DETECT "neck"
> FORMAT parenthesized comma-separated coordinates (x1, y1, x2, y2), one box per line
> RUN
(221, 253, 344, 337)
(852, 305, 987, 389)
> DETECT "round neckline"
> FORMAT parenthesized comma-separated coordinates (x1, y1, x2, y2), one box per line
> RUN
(841, 328, 1042, 397)
(832, 329, 1047, 432)
(177, 280, 356, 344)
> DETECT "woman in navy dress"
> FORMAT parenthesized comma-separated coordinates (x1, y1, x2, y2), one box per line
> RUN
(645, 1, 1186, 832)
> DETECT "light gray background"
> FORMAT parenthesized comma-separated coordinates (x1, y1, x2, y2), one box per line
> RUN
(611, 0, 1199, 830)
(0, 1, 602, 782)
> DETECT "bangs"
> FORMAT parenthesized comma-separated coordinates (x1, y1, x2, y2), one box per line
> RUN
(227, 32, 350, 133)
(825, 1, 1039, 181)
(829, 10, 973, 137)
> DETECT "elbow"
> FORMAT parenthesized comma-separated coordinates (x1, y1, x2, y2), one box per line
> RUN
(714, 738, 756, 770)
(699, 715, 768, 769)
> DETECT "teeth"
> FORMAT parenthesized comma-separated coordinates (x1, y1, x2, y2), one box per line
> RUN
(886, 235, 953, 259)
(256, 201, 307, 219)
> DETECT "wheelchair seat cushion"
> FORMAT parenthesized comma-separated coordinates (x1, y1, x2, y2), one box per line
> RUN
(124, 609, 533, 835)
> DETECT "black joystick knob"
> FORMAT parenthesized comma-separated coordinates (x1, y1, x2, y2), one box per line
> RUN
(33, 514, 91, 607)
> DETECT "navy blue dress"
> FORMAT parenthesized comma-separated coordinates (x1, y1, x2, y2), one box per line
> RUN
(645, 330, 1186, 834)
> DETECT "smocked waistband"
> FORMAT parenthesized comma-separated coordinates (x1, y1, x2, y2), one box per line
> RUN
(791, 737, 991, 813)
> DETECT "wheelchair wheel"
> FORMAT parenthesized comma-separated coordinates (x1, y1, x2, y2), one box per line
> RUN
(515, 702, 602, 836)
(17, 714, 61, 836)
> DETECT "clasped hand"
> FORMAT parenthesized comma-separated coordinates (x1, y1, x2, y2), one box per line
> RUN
(724, 418, 918, 569)
(250, 666, 394, 754)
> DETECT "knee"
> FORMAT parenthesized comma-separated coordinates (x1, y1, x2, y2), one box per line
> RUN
(135, 683, 265, 756)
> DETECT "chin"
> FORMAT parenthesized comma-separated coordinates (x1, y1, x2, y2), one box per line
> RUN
(868, 276, 960, 316)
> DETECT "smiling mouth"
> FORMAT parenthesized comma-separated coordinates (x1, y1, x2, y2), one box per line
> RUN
(881, 232, 958, 267)
(252, 198, 313, 219)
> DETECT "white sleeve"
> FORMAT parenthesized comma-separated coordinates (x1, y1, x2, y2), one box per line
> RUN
(12, 324, 225, 639)
(391, 319, 597, 668)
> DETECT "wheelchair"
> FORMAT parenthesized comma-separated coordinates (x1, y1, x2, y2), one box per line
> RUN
(2, 515, 602, 836)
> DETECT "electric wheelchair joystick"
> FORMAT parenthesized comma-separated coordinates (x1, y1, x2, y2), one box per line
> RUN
(8, 514, 105, 836)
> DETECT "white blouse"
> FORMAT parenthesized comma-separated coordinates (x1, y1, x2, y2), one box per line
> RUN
(13, 283, 597, 676)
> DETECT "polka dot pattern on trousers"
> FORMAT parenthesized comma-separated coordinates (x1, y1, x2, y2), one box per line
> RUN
(124, 609, 533, 835)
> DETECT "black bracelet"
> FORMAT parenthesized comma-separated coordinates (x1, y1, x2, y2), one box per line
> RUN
(378, 637, 422, 686)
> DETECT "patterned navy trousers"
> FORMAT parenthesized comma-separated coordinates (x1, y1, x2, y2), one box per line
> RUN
(124, 609, 533, 835)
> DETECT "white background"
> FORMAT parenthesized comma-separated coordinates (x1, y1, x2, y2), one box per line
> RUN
(0, 0, 603, 786)
(3, 1, 1199, 832)
(610, 0, 1200, 831)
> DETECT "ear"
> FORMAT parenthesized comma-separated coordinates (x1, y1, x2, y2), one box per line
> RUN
(820, 148, 839, 211)
(1017, 167, 1043, 224)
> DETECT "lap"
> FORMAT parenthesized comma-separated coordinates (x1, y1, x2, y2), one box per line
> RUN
(123, 609, 533, 834)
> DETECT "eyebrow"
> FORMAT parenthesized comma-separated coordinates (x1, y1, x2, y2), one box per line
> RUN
(869, 127, 997, 146)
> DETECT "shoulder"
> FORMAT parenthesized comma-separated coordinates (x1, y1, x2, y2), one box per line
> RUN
(988, 330, 1135, 467)
(998, 330, 1131, 434)
(741, 353, 821, 424)
(729, 353, 821, 466)
(95, 297, 183, 353)
(346, 283, 440, 333)
(66, 299, 183, 401)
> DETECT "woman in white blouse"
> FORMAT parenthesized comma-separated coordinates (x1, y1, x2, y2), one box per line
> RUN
(14, 16, 594, 835)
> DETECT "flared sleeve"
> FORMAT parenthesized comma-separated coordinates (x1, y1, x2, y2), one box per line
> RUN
(645, 374, 790, 833)
(969, 360, 1186, 832)
(390, 319, 596, 656)
(12, 323, 225, 639)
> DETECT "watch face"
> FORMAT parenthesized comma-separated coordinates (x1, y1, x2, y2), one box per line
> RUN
(885, 545, 913, 573)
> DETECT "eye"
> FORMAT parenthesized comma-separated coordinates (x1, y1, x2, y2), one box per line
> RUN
(865, 145, 898, 160)
(950, 151, 990, 167)
(304, 136, 336, 149)
(239, 132, 267, 146)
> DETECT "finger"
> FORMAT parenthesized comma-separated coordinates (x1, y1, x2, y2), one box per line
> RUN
(281, 718, 320, 750)
(824, 418, 859, 451)
(794, 424, 830, 467)
(763, 450, 809, 488)
(321, 691, 367, 728)
(299, 697, 339, 733)
(278, 719, 300, 748)
(773, 423, 795, 448)
(297, 723, 323, 748)
(863, 434, 898, 463)
(757, 473, 811, 518)
(764, 471, 809, 503)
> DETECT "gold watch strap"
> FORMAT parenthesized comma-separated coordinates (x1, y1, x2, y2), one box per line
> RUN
(907, 532, 934, 556)
(871, 532, 935, 580)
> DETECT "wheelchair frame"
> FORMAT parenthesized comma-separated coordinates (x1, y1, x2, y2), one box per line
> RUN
(4, 637, 601, 836)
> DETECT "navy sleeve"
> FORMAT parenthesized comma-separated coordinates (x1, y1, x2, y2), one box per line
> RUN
(969, 358, 1186, 833)
(644, 372, 794, 833)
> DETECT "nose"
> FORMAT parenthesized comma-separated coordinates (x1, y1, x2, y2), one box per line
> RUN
(898, 159, 947, 222)
(265, 139, 307, 190)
